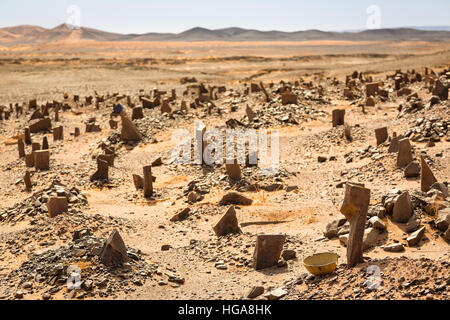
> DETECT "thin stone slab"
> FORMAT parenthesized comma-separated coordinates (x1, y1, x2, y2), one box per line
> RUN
(332, 109, 345, 127)
(420, 156, 437, 192)
(90, 159, 109, 181)
(253, 234, 286, 270)
(374, 127, 388, 145)
(213, 206, 241, 237)
(34, 150, 49, 171)
(47, 197, 68, 218)
(396, 138, 413, 168)
(340, 183, 370, 267)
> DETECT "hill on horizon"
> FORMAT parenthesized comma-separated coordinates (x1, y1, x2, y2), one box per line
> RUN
(1, 23, 450, 46)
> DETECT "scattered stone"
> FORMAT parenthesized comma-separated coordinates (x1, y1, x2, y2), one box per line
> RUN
(407, 226, 425, 247)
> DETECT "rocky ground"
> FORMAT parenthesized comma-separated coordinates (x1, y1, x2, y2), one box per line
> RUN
(0, 52, 449, 300)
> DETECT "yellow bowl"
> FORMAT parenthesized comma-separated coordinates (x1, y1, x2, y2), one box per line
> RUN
(303, 252, 339, 276)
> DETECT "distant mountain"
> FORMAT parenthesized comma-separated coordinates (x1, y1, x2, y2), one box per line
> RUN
(1, 24, 450, 45)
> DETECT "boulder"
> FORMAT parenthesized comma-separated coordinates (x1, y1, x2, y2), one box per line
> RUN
(436, 208, 450, 232)
(170, 208, 191, 222)
(404, 161, 420, 178)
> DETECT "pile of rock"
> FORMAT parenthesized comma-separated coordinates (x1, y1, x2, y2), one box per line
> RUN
(4, 229, 155, 300)
(403, 117, 450, 143)
(0, 180, 87, 224)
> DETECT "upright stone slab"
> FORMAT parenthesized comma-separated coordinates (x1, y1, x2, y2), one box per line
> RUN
(253, 234, 286, 270)
(388, 132, 399, 153)
(99, 229, 129, 267)
(29, 117, 51, 133)
(392, 192, 413, 223)
(18, 139, 25, 158)
(131, 107, 144, 120)
(375, 127, 388, 145)
(340, 183, 370, 267)
(74, 127, 80, 137)
(25, 153, 34, 167)
(226, 159, 241, 180)
(365, 82, 379, 97)
(119, 110, 142, 141)
(281, 92, 297, 105)
(98, 154, 114, 166)
(213, 206, 241, 237)
(396, 138, 413, 168)
(90, 159, 109, 181)
(24, 171, 32, 191)
(42, 136, 49, 150)
(31, 142, 40, 152)
(161, 100, 172, 114)
(24, 127, 32, 145)
(34, 150, 49, 170)
(143, 165, 153, 198)
(53, 126, 63, 141)
(332, 109, 345, 127)
(132, 174, 144, 190)
(420, 156, 437, 192)
(246, 105, 256, 122)
(47, 197, 68, 218)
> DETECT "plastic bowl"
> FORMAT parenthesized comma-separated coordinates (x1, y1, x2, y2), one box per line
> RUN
(303, 252, 339, 276)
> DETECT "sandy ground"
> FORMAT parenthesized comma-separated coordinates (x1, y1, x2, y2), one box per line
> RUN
(0, 40, 449, 300)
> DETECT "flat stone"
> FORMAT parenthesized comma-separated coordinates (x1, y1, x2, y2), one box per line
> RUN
(407, 226, 426, 247)
(247, 286, 264, 299)
(383, 243, 405, 252)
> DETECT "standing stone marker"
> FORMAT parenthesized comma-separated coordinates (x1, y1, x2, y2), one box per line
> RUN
(53, 126, 63, 141)
(246, 105, 256, 122)
(24, 127, 32, 145)
(340, 183, 370, 267)
(396, 138, 413, 168)
(47, 197, 68, 218)
(42, 136, 49, 150)
(420, 156, 437, 192)
(375, 127, 388, 145)
(213, 206, 241, 237)
(332, 109, 345, 127)
(18, 138, 25, 158)
(392, 192, 413, 223)
(226, 159, 241, 180)
(99, 229, 129, 267)
(253, 234, 286, 270)
(34, 150, 50, 170)
(24, 171, 32, 191)
(90, 159, 109, 181)
(388, 132, 399, 153)
(143, 165, 153, 198)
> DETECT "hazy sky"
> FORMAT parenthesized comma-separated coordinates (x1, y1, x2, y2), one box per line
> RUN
(1, 0, 449, 34)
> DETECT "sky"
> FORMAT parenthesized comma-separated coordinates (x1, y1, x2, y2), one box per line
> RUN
(0, 0, 449, 34)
